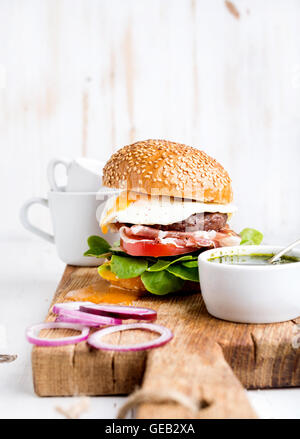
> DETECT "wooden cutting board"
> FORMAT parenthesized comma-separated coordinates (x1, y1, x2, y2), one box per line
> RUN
(32, 265, 300, 419)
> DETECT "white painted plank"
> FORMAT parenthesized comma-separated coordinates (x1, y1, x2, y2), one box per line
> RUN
(0, 0, 299, 244)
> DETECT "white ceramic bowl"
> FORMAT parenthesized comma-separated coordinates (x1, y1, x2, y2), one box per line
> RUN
(198, 245, 300, 324)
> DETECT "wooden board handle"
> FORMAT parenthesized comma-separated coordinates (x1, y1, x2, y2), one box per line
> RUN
(135, 339, 256, 419)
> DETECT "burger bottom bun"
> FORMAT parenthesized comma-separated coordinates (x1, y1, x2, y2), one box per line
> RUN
(109, 276, 200, 294)
(109, 276, 147, 292)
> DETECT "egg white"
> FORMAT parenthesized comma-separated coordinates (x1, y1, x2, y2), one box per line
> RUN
(99, 192, 237, 229)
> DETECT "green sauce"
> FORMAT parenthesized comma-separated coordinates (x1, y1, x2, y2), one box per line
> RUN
(208, 253, 300, 265)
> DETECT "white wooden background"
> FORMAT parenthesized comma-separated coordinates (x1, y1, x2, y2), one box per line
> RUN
(1, 0, 300, 244)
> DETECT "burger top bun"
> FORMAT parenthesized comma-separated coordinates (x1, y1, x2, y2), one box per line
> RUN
(102, 139, 233, 204)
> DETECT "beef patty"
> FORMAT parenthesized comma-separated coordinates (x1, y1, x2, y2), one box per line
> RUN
(116, 212, 228, 233)
(153, 212, 227, 232)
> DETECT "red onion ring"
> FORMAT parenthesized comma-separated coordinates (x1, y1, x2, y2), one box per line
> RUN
(87, 323, 173, 352)
(53, 302, 121, 326)
(26, 322, 89, 347)
(79, 304, 157, 322)
(55, 315, 100, 327)
(52, 301, 93, 314)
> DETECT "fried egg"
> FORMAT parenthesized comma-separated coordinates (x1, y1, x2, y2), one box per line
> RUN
(99, 191, 237, 233)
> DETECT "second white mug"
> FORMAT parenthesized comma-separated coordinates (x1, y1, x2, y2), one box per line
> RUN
(47, 157, 105, 192)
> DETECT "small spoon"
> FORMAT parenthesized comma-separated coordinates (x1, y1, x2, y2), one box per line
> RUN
(268, 238, 300, 264)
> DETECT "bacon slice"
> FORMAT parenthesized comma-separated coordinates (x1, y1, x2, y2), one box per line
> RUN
(214, 224, 242, 247)
(119, 224, 241, 250)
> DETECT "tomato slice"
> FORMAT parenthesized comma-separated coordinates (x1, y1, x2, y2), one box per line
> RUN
(120, 237, 197, 257)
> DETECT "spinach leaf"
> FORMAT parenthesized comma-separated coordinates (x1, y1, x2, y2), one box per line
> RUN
(240, 228, 263, 245)
(147, 255, 196, 272)
(167, 264, 199, 282)
(141, 270, 184, 295)
(110, 255, 148, 279)
(181, 260, 199, 268)
(84, 235, 111, 257)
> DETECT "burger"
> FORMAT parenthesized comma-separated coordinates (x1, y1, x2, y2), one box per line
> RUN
(85, 139, 243, 295)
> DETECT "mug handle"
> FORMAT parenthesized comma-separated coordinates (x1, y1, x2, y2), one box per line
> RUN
(47, 157, 70, 191)
(20, 197, 55, 243)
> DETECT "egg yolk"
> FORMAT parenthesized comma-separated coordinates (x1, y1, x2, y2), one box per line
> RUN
(100, 191, 139, 234)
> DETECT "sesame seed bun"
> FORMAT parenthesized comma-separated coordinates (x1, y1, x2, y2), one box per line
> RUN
(103, 139, 233, 204)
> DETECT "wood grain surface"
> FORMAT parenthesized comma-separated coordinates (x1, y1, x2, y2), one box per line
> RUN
(32, 265, 300, 418)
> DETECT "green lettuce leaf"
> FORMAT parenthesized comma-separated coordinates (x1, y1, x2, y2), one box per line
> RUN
(147, 255, 196, 272)
(84, 235, 111, 257)
(167, 264, 199, 282)
(181, 260, 199, 268)
(240, 228, 263, 245)
(110, 255, 148, 279)
(141, 270, 184, 295)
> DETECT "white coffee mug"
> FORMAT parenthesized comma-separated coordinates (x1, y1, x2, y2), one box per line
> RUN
(20, 191, 119, 266)
(47, 157, 105, 192)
